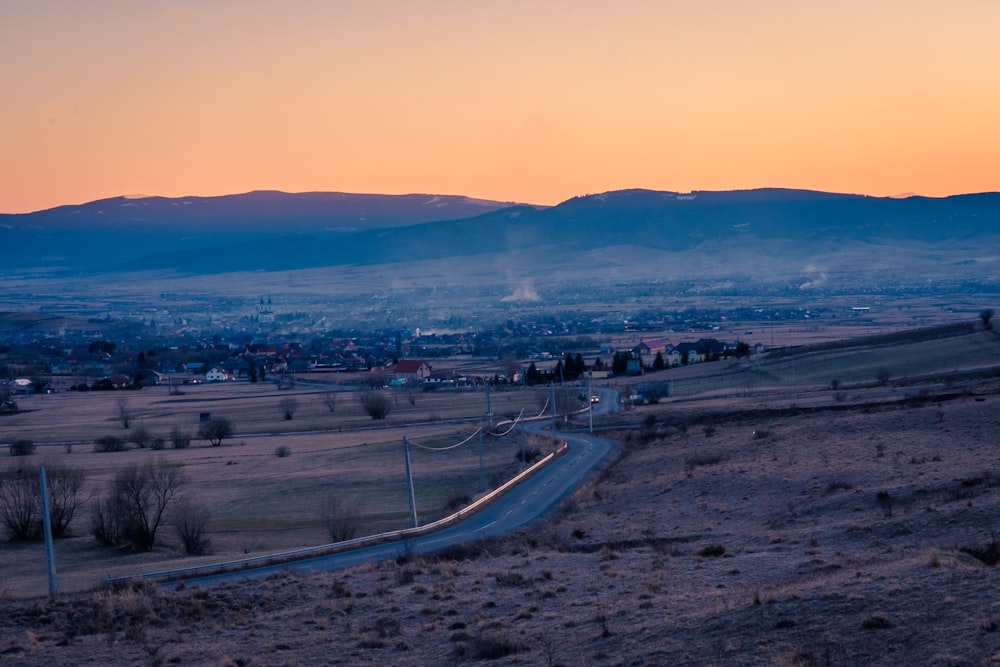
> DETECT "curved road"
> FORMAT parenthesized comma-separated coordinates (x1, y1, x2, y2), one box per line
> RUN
(169, 387, 619, 587)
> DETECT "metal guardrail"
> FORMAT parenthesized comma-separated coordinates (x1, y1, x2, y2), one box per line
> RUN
(102, 440, 568, 586)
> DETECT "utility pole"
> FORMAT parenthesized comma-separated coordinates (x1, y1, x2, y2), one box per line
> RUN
(588, 372, 594, 433)
(485, 381, 493, 424)
(478, 428, 485, 493)
(403, 437, 418, 528)
(519, 420, 526, 470)
(39, 467, 58, 597)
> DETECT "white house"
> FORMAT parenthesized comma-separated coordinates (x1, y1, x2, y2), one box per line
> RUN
(206, 366, 231, 382)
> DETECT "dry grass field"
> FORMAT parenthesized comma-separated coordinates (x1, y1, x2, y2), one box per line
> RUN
(3, 322, 1000, 665)
(0, 382, 558, 598)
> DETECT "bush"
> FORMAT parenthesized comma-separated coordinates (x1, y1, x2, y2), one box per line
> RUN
(173, 498, 211, 555)
(685, 452, 726, 469)
(170, 427, 191, 449)
(97, 461, 186, 551)
(197, 416, 233, 446)
(90, 496, 122, 545)
(320, 494, 360, 542)
(45, 463, 86, 537)
(274, 445, 292, 458)
(960, 540, 1000, 566)
(129, 426, 152, 449)
(9, 440, 35, 456)
(94, 435, 126, 453)
(0, 466, 40, 539)
(359, 390, 392, 420)
(517, 446, 542, 464)
(697, 544, 727, 557)
(279, 396, 298, 421)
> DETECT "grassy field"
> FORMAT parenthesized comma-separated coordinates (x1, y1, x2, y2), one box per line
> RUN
(0, 381, 560, 597)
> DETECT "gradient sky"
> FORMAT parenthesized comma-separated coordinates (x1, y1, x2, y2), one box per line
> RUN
(2, 1, 999, 213)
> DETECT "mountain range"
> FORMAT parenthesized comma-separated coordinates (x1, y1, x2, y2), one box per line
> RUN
(2, 188, 999, 293)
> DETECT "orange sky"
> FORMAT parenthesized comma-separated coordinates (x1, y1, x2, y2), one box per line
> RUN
(2, 1, 999, 213)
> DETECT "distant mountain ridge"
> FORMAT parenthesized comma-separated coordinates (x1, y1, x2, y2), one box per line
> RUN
(2, 189, 999, 286)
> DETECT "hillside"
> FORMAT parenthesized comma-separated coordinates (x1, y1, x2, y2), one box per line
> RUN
(0, 191, 531, 271)
(3, 324, 1000, 664)
(3, 189, 999, 285)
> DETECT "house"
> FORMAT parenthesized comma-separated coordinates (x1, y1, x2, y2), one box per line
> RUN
(206, 366, 231, 382)
(93, 375, 131, 391)
(671, 342, 705, 365)
(626, 359, 644, 376)
(10, 378, 34, 395)
(393, 359, 431, 381)
(696, 338, 728, 360)
(635, 339, 666, 356)
(134, 369, 162, 387)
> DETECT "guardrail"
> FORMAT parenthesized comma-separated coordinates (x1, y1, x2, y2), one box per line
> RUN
(103, 438, 569, 586)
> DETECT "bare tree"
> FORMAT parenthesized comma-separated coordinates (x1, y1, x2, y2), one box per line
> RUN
(116, 396, 132, 429)
(0, 466, 40, 540)
(89, 496, 122, 545)
(981, 308, 995, 330)
(129, 425, 153, 449)
(197, 416, 234, 446)
(105, 461, 185, 551)
(321, 390, 337, 414)
(320, 494, 360, 542)
(170, 426, 191, 449)
(44, 463, 87, 538)
(359, 390, 392, 420)
(279, 396, 299, 421)
(173, 498, 211, 555)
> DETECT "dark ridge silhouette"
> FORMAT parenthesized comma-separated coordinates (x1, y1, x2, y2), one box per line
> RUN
(2, 188, 998, 276)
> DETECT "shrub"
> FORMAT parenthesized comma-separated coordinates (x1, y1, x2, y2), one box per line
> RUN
(274, 445, 292, 458)
(960, 540, 1000, 566)
(128, 426, 152, 449)
(100, 461, 186, 551)
(174, 498, 211, 555)
(0, 466, 40, 539)
(359, 391, 392, 420)
(45, 463, 86, 537)
(170, 427, 191, 449)
(685, 452, 726, 469)
(279, 396, 298, 421)
(455, 632, 525, 660)
(517, 446, 542, 464)
(94, 435, 126, 453)
(320, 494, 360, 542)
(89, 496, 122, 545)
(445, 492, 471, 512)
(9, 440, 35, 456)
(197, 416, 233, 446)
(697, 544, 727, 557)
(824, 480, 853, 494)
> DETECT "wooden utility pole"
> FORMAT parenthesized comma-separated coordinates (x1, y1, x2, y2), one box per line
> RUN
(39, 467, 58, 597)
(403, 437, 418, 528)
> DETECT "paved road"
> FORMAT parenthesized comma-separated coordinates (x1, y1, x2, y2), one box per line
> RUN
(175, 387, 619, 587)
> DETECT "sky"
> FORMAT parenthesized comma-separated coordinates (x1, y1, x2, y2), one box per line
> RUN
(2, 0, 999, 214)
